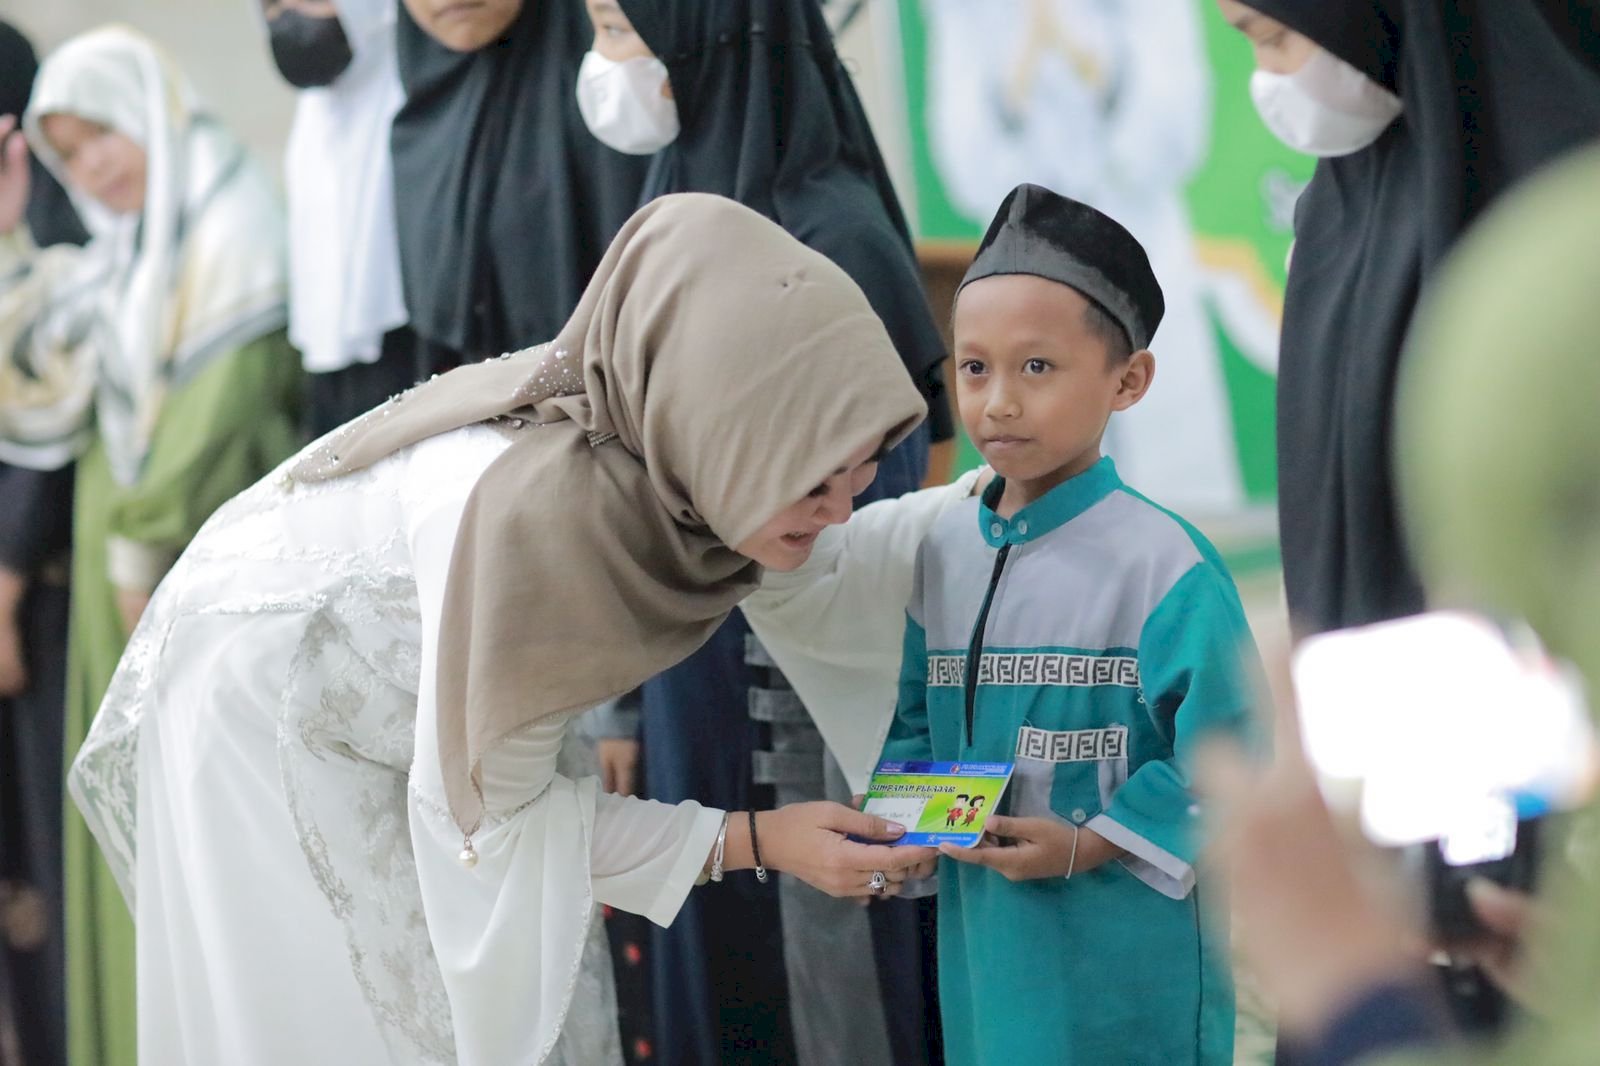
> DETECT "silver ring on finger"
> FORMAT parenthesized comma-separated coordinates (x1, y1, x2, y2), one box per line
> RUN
(868, 870, 887, 895)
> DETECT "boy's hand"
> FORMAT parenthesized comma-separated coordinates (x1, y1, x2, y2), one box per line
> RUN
(939, 815, 1123, 882)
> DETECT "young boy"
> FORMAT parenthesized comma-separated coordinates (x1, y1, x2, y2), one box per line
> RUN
(879, 184, 1256, 1066)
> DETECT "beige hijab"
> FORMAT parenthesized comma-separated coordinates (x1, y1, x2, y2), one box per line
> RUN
(294, 193, 927, 835)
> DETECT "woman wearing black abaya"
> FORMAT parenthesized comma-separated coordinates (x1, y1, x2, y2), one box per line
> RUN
(1217, 0, 1600, 641)
(0, 21, 86, 1066)
(574, 3, 952, 1064)
(1216, 0, 1600, 1058)
(393, 0, 648, 371)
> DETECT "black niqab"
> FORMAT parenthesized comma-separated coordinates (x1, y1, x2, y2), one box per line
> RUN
(391, 2, 648, 362)
(620, 0, 952, 440)
(1247, 0, 1600, 636)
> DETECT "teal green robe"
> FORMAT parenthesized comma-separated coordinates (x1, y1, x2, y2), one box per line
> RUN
(881, 458, 1255, 1066)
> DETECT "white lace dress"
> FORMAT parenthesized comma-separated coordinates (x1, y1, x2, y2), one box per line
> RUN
(69, 424, 723, 1065)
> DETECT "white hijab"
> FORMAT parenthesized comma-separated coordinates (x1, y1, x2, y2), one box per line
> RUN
(23, 25, 288, 485)
(279, 0, 408, 373)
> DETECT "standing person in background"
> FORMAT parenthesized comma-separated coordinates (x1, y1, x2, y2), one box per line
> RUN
(578, 3, 953, 1063)
(1215, 0, 1600, 1052)
(259, 0, 413, 436)
(0, 26, 302, 1066)
(393, 0, 647, 374)
(1201, 140, 1600, 1066)
(1215, 0, 1600, 639)
(0, 25, 83, 1065)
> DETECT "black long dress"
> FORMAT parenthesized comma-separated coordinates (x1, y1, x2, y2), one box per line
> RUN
(619, 2, 949, 1063)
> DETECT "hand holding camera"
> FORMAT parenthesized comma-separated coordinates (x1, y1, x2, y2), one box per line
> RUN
(1200, 612, 1595, 1035)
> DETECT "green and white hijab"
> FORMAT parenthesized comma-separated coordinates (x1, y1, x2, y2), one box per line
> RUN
(5, 24, 286, 485)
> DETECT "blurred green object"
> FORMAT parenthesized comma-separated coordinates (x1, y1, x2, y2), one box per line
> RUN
(1396, 142, 1600, 1061)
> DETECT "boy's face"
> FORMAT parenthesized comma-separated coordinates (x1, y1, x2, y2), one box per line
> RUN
(953, 274, 1152, 497)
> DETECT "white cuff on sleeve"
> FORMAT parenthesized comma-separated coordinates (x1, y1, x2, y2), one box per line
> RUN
(1086, 813, 1194, 900)
(638, 802, 725, 929)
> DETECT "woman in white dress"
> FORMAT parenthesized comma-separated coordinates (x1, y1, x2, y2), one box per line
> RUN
(68, 194, 938, 1065)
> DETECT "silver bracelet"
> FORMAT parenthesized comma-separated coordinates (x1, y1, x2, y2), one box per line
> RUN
(709, 811, 731, 883)
(1064, 823, 1081, 881)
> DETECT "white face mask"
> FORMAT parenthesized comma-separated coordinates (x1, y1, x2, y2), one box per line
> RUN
(1249, 47, 1402, 157)
(576, 51, 680, 156)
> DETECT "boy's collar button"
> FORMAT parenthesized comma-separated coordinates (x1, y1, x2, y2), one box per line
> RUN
(990, 522, 1004, 538)
(1016, 520, 1029, 535)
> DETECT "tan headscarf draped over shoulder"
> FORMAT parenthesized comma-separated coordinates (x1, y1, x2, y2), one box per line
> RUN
(292, 193, 927, 836)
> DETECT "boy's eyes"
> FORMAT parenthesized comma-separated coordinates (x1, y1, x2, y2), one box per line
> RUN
(957, 357, 1054, 375)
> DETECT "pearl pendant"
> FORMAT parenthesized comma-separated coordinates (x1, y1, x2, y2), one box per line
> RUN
(458, 839, 478, 868)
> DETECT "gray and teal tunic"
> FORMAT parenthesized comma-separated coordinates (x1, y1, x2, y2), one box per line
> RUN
(881, 457, 1254, 1066)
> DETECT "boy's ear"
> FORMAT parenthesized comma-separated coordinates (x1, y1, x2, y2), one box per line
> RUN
(1112, 350, 1155, 411)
